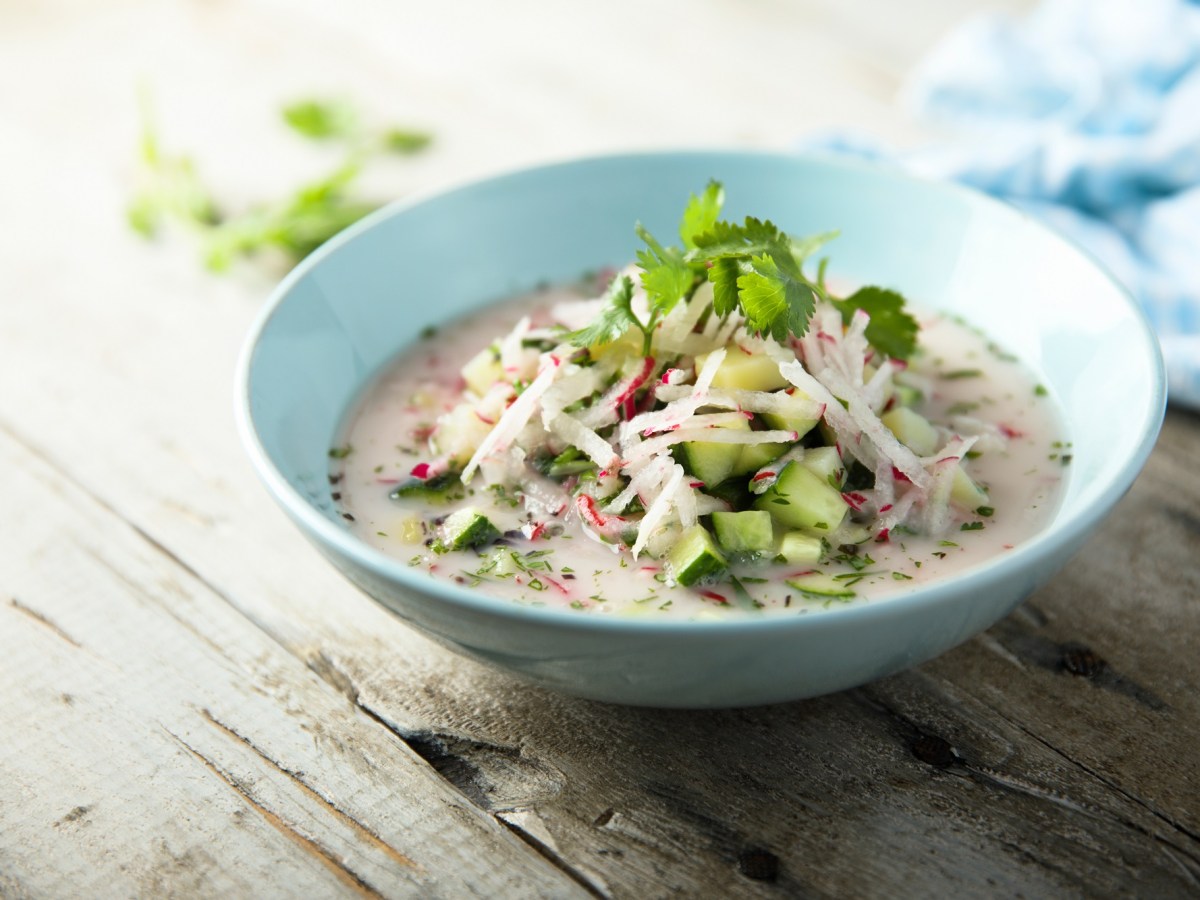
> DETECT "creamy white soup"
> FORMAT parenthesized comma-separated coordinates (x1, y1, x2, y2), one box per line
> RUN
(332, 276, 1067, 620)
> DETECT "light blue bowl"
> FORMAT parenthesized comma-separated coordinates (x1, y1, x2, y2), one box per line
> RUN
(237, 151, 1165, 708)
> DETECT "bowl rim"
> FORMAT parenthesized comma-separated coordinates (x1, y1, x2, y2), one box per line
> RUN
(235, 148, 1166, 635)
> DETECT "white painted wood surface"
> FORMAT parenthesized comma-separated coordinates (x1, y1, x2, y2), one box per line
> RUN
(5, 1, 1200, 896)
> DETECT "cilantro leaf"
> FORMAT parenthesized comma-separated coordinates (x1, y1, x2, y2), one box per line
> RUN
(736, 252, 816, 342)
(635, 224, 692, 317)
(707, 257, 744, 317)
(832, 286, 918, 360)
(568, 275, 640, 347)
(690, 216, 784, 261)
(789, 229, 839, 263)
(282, 99, 359, 140)
(381, 128, 433, 155)
(679, 180, 724, 249)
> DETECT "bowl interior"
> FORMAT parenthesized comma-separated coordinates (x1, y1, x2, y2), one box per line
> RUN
(242, 152, 1164, 615)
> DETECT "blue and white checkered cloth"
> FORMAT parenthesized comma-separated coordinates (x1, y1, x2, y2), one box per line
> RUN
(813, 0, 1200, 407)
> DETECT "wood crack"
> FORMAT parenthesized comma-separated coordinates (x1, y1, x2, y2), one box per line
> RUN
(975, 696, 1200, 868)
(860, 685, 1200, 872)
(163, 727, 386, 898)
(199, 708, 419, 871)
(8, 597, 83, 648)
(303, 659, 597, 896)
(496, 814, 609, 899)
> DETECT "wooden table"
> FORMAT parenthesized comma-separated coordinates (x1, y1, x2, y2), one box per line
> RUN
(5, 1, 1198, 896)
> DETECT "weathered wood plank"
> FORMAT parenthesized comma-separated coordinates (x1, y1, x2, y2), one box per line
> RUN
(2, 0, 1192, 896)
(0, 429, 586, 898)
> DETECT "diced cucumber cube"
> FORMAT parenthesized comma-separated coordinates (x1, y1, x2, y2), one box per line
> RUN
(461, 344, 503, 395)
(695, 350, 789, 392)
(439, 507, 500, 552)
(389, 471, 465, 504)
(703, 478, 751, 509)
(882, 407, 939, 456)
(484, 547, 523, 577)
(754, 461, 849, 534)
(681, 418, 749, 486)
(761, 390, 820, 439)
(711, 510, 774, 556)
(785, 572, 856, 599)
(667, 524, 729, 586)
(951, 466, 989, 511)
(732, 440, 789, 476)
(800, 446, 844, 488)
(776, 532, 825, 565)
(893, 383, 923, 408)
(836, 522, 873, 545)
(432, 403, 492, 466)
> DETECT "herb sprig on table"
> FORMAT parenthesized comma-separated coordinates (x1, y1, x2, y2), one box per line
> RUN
(570, 180, 918, 359)
(128, 96, 432, 272)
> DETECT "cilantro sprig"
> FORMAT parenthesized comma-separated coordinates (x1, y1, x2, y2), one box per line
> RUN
(130, 95, 432, 272)
(572, 181, 918, 360)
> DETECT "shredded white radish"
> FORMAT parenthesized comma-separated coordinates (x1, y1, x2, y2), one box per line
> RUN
(632, 462, 685, 558)
(604, 457, 671, 514)
(654, 384, 825, 420)
(863, 359, 900, 413)
(655, 282, 713, 353)
(546, 413, 619, 470)
(461, 357, 561, 483)
(621, 348, 725, 442)
(541, 365, 608, 420)
(819, 367, 931, 490)
(622, 426, 799, 472)
(748, 445, 810, 494)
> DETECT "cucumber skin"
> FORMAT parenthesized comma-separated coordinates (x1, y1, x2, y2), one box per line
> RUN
(711, 510, 774, 555)
(755, 462, 849, 534)
(785, 572, 855, 599)
(668, 524, 729, 586)
(441, 508, 500, 551)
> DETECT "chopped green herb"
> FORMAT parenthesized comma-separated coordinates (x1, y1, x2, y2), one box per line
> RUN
(960, 522, 985, 531)
(328, 445, 354, 459)
(946, 401, 980, 416)
(892, 572, 913, 581)
(941, 368, 984, 380)
(976, 506, 995, 517)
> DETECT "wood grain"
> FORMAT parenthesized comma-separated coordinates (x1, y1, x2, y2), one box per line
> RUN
(8, 0, 1199, 897)
(0, 428, 586, 897)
